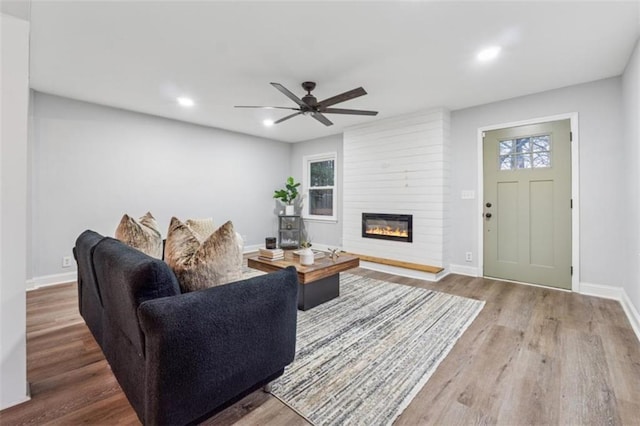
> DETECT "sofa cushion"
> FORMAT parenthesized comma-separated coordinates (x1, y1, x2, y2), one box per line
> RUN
(115, 212, 163, 259)
(93, 237, 181, 356)
(165, 217, 243, 292)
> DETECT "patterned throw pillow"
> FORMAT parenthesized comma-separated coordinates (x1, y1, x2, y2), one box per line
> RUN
(115, 212, 163, 259)
(185, 218, 217, 243)
(165, 217, 243, 292)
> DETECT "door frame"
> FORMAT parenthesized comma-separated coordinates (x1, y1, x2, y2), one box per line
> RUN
(476, 112, 580, 292)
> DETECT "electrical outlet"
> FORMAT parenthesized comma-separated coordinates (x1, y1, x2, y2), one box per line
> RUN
(62, 256, 72, 268)
(465, 252, 473, 262)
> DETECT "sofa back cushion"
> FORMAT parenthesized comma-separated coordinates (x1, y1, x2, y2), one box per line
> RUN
(93, 237, 180, 356)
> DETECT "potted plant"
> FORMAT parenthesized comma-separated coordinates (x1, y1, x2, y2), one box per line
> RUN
(273, 176, 300, 215)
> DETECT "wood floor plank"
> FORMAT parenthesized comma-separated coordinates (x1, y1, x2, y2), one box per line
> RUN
(2, 268, 639, 425)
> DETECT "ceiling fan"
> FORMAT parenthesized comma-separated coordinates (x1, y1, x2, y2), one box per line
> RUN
(235, 81, 378, 126)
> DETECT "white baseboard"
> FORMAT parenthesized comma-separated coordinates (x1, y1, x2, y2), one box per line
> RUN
(621, 290, 640, 343)
(579, 281, 624, 300)
(449, 264, 480, 277)
(26, 271, 77, 291)
(243, 244, 262, 254)
(579, 282, 640, 343)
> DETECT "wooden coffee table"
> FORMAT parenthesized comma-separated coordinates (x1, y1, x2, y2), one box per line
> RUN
(248, 251, 359, 310)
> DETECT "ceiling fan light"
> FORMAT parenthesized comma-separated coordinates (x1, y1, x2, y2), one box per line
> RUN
(263, 119, 274, 127)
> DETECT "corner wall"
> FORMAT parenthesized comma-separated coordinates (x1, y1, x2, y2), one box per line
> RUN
(1, 13, 30, 409)
(29, 92, 291, 284)
(622, 37, 640, 331)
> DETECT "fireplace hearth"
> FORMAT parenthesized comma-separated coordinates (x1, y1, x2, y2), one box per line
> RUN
(362, 213, 413, 243)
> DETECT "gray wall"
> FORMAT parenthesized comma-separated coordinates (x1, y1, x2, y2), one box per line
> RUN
(622, 38, 640, 313)
(30, 92, 291, 280)
(290, 134, 343, 247)
(450, 77, 624, 289)
(1, 13, 29, 409)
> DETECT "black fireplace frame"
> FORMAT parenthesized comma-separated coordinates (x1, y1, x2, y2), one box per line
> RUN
(361, 213, 413, 243)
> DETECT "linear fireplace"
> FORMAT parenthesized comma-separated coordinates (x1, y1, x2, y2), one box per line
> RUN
(362, 213, 413, 243)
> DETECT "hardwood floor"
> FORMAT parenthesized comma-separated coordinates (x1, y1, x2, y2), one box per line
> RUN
(2, 269, 639, 425)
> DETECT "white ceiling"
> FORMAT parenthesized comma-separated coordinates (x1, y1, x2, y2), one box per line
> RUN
(27, 1, 639, 143)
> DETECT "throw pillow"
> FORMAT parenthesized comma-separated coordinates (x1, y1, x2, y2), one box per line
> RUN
(165, 217, 243, 292)
(115, 212, 163, 259)
(185, 217, 245, 254)
(185, 218, 216, 243)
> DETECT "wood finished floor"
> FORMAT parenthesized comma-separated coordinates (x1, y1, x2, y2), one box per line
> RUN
(2, 268, 640, 425)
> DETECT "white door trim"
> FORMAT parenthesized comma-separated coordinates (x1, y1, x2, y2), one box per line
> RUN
(477, 112, 580, 292)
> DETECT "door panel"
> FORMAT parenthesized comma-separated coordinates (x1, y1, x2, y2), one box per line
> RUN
(483, 120, 571, 289)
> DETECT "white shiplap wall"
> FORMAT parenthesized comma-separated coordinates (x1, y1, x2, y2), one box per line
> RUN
(343, 108, 451, 268)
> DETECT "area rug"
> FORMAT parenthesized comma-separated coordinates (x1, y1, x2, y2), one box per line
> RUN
(271, 273, 485, 426)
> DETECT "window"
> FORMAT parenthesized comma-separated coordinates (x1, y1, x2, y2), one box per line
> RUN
(499, 135, 551, 170)
(303, 152, 337, 221)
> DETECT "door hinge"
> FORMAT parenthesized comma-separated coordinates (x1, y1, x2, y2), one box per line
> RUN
(570, 199, 573, 209)
(570, 131, 573, 142)
(482, 131, 486, 138)
(571, 266, 573, 276)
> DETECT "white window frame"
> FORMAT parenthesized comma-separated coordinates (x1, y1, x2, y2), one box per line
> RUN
(302, 152, 338, 222)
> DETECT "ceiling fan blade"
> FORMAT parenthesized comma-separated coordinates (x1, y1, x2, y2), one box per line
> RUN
(235, 106, 299, 111)
(311, 112, 333, 126)
(274, 112, 302, 124)
(317, 87, 367, 108)
(270, 83, 308, 108)
(322, 108, 378, 116)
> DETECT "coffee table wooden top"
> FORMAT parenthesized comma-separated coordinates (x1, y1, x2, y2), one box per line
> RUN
(248, 251, 359, 284)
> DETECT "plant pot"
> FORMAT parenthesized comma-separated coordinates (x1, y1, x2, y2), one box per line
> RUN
(285, 205, 295, 216)
(299, 248, 314, 266)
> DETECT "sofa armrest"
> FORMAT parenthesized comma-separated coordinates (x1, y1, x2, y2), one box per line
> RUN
(137, 266, 298, 425)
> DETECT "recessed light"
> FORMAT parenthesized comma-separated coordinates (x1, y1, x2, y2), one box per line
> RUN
(263, 119, 274, 127)
(177, 97, 194, 107)
(477, 46, 501, 62)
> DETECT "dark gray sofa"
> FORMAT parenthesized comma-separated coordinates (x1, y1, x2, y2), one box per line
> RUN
(73, 230, 298, 425)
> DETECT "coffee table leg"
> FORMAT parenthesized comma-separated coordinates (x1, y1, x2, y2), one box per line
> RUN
(298, 274, 339, 310)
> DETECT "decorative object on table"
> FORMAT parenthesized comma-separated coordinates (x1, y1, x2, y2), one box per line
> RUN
(273, 176, 300, 215)
(265, 237, 277, 249)
(115, 211, 163, 259)
(278, 215, 301, 249)
(164, 218, 243, 292)
(293, 249, 325, 260)
(271, 273, 485, 426)
(258, 247, 284, 261)
(298, 240, 314, 266)
(328, 248, 340, 260)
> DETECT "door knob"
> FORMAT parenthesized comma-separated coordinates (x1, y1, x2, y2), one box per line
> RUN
(485, 213, 492, 218)
(486, 202, 492, 208)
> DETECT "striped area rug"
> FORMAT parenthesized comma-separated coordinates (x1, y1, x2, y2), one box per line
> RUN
(272, 273, 484, 426)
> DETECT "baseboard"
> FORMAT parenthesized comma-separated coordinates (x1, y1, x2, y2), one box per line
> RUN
(26, 271, 77, 291)
(620, 290, 640, 343)
(449, 264, 480, 277)
(579, 281, 624, 300)
(0, 386, 30, 411)
(579, 282, 640, 343)
(243, 244, 262, 254)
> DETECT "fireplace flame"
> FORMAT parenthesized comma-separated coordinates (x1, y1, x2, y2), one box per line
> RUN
(366, 226, 409, 237)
